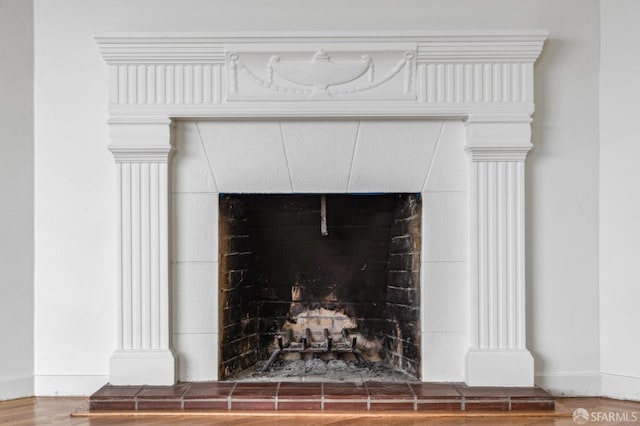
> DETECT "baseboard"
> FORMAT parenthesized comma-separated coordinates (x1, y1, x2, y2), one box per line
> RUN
(535, 372, 601, 396)
(0, 375, 33, 401)
(34, 375, 109, 396)
(26, 372, 640, 400)
(601, 373, 640, 401)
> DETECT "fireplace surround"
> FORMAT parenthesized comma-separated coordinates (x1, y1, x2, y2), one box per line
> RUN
(97, 31, 546, 387)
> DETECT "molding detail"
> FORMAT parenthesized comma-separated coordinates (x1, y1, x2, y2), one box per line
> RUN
(96, 32, 546, 117)
(228, 50, 414, 98)
(270, 50, 372, 92)
(465, 116, 533, 161)
(466, 146, 532, 162)
(107, 64, 223, 105)
(418, 62, 532, 104)
(109, 146, 174, 163)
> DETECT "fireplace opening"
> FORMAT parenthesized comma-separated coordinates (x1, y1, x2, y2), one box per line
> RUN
(218, 193, 421, 381)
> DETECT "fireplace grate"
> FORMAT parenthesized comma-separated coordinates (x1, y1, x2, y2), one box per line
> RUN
(262, 327, 370, 371)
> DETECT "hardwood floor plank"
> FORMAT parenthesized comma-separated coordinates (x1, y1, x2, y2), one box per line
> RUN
(1, 396, 639, 425)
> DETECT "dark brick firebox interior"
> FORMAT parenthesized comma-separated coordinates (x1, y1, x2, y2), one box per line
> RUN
(218, 194, 421, 380)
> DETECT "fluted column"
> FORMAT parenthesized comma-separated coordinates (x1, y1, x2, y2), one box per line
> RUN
(108, 117, 176, 385)
(465, 115, 534, 386)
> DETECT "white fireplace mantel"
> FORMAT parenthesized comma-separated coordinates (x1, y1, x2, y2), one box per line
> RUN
(97, 31, 546, 386)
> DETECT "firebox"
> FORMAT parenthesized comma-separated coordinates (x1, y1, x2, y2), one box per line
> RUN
(218, 193, 421, 380)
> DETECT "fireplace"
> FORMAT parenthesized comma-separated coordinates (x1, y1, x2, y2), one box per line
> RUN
(98, 31, 546, 387)
(218, 193, 421, 380)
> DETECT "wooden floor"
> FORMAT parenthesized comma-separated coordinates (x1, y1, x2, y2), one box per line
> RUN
(1, 396, 639, 425)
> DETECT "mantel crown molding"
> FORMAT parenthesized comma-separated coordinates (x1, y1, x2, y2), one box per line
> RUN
(96, 31, 547, 64)
(96, 31, 546, 118)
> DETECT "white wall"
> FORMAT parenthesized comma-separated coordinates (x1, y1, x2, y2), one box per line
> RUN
(525, 2, 601, 395)
(34, 0, 601, 395)
(0, 0, 34, 400)
(599, 0, 640, 401)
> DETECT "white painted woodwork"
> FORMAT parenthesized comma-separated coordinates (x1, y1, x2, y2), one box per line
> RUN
(108, 119, 176, 385)
(98, 32, 545, 386)
(465, 116, 534, 386)
(96, 32, 545, 117)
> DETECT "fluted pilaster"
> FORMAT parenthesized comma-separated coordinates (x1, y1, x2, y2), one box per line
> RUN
(108, 117, 176, 385)
(465, 115, 534, 386)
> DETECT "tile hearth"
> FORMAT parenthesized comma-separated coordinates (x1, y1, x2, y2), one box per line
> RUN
(90, 382, 554, 412)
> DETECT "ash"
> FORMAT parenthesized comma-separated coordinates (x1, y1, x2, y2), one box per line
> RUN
(229, 359, 417, 382)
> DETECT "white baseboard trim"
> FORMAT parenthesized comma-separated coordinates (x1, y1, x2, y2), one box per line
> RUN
(535, 372, 601, 396)
(34, 375, 109, 396)
(601, 373, 640, 401)
(25, 372, 640, 400)
(0, 375, 34, 401)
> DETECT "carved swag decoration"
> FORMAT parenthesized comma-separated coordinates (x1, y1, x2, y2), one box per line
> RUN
(228, 49, 414, 97)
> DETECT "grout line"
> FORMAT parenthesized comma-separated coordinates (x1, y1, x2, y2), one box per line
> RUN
(228, 382, 238, 410)
(194, 122, 219, 191)
(320, 382, 324, 411)
(421, 121, 447, 193)
(134, 385, 144, 412)
(363, 381, 370, 411)
(278, 122, 295, 192)
(275, 382, 281, 411)
(181, 382, 192, 410)
(407, 382, 417, 411)
(345, 121, 362, 192)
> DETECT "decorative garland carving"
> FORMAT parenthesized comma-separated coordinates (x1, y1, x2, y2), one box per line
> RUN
(228, 50, 414, 97)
